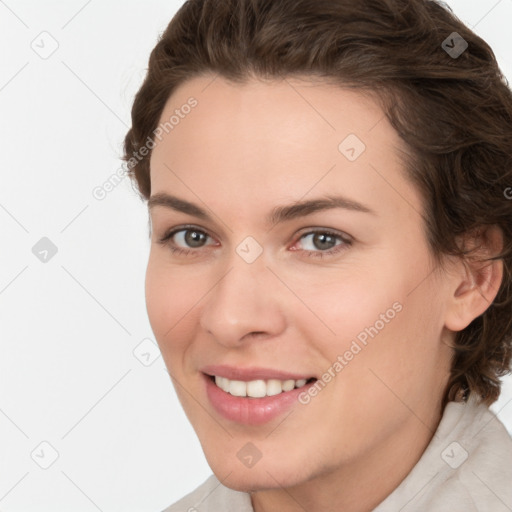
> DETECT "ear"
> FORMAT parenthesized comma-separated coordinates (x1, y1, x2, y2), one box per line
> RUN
(444, 225, 504, 332)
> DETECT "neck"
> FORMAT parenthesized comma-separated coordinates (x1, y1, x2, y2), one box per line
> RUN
(250, 402, 444, 512)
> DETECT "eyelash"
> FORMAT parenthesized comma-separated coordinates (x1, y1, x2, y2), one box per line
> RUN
(157, 225, 353, 259)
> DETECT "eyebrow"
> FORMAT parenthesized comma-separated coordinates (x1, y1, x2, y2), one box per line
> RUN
(148, 192, 376, 226)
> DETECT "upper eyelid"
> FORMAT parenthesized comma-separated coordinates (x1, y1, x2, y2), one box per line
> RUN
(297, 227, 350, 238)
(162, 225, 348, 237)
(162, 226, 351, 248)
(294, 228, 352, 246)
(161, 224, 217, 241)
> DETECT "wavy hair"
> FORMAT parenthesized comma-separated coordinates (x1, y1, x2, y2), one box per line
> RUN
(123, 0, 512, 407)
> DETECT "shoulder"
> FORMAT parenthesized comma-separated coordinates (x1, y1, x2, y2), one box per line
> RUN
(454, 400, 512, 507)
(375, 396, 512, 511)
(161, 474, 253, 512)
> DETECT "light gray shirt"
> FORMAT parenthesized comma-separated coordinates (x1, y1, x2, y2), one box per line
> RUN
(163, 395, 512, 511)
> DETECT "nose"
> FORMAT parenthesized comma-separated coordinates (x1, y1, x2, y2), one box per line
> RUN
(199, 257, 287, 347)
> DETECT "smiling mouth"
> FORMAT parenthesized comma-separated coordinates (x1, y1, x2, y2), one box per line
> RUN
(207, 374, 317, 398)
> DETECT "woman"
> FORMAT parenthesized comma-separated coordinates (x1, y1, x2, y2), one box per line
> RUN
(123, 0, 512, 510)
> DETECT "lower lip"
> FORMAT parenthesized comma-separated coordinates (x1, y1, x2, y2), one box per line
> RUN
(204, 374, 315, 425)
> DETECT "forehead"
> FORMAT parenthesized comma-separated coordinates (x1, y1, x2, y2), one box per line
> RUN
(151, 74, 396, 158)
(149, 74, 421, 223)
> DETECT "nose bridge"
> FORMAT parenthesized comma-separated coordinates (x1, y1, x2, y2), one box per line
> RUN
(199, 248, 286, 344)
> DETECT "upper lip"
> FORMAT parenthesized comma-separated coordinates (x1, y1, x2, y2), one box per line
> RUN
(201, 364, 315, 382)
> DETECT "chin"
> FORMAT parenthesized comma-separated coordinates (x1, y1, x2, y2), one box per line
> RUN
(206, 452, 314, 492)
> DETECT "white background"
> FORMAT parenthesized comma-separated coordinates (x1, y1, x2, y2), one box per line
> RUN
(1, 1, 511, 510)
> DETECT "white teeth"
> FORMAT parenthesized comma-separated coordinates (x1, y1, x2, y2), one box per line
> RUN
(246, 380, 267, 398)
(213, 376, 311, 397)
(266, 379, 283, 396)
(228, 380, 247, 397)
(215, 376, 230, 392)
(282, 380, 295, 392)
(220, 377, 230, 392)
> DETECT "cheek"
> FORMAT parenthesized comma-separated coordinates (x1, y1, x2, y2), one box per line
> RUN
(293, 268, 405, 352)
(320, 277, 445, 409)
(144, 256, 201, 358)
(300, 257, 441, 387)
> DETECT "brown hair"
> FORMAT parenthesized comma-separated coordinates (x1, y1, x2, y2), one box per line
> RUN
(123, 0, 512, 407)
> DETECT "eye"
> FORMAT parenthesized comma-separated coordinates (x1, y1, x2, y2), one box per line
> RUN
(173, 228, 210, 248)
(158, 226, 217, 255)
(291, 229, 352, 257)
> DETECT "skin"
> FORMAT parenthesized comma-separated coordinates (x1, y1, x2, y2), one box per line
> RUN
(145, 74, 503, 512)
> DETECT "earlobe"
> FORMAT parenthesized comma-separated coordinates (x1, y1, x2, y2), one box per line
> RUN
(444, 226, 504, 332)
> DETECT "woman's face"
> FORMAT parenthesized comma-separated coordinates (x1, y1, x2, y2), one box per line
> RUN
(146, 75, 455, 493)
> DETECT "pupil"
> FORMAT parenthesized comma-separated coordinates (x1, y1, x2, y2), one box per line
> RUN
(185, 230, 206, 248)
(314, 233, 335, 250)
